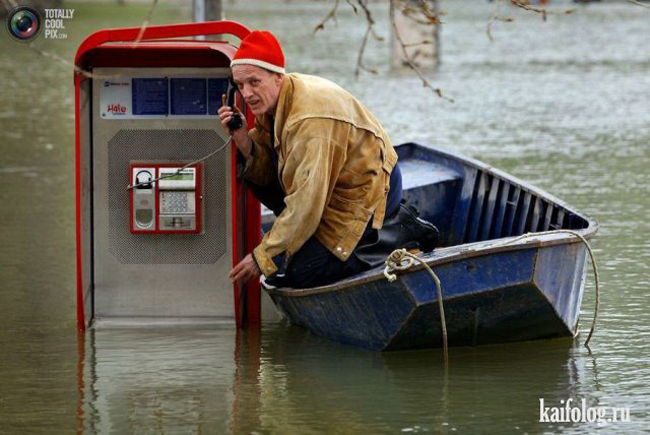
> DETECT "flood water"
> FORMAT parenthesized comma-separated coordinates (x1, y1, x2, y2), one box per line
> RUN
(1, 0, 649, 433)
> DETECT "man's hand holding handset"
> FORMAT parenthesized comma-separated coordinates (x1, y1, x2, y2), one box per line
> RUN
(218, 93, 253, 159)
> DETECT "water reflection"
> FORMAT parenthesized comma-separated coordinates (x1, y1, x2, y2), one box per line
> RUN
(78, 323, 608, 433)
(78, 327, 238, 433)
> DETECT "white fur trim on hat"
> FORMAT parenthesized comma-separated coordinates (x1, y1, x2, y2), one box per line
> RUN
(230, 58, 285, 74)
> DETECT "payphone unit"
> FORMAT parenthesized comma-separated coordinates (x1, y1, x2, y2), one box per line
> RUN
(130, 164, 202, 234)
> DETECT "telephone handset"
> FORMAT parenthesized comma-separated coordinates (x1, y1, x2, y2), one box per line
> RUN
(130, 163, 202, 234)
(224, 78, 243, 131)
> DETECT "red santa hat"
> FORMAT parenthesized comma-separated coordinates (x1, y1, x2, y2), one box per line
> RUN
(231, 30, 286, 74)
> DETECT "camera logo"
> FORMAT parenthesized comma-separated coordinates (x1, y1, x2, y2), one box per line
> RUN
(6, 6, 42, 42)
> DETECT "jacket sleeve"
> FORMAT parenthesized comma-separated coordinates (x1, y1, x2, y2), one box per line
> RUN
(253, 120, 346, 276)
(239, 127, 275, 186)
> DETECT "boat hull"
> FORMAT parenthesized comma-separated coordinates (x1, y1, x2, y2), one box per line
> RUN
(268, 241, 588, 351)
(264, 143, 596, 351)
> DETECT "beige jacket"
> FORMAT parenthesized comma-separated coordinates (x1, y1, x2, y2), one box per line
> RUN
(242, 73, 398, 276)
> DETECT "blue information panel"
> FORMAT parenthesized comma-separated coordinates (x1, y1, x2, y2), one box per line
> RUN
(170, 78, 207, 115)
(132, 78, 168, 115)
(208, 78, 230, 115)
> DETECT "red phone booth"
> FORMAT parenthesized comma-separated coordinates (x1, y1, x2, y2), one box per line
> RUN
(74, 21, 261, 330)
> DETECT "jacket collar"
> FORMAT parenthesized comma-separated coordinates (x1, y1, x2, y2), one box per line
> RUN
(254, 75, 293, 150)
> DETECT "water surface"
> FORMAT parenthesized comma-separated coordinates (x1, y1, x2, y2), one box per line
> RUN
(0, 0, 648, 433)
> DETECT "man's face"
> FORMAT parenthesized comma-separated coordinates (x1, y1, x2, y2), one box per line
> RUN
(232, 65, 284, 115)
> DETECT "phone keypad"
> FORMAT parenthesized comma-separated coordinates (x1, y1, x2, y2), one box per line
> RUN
(162, 192, 189, 213)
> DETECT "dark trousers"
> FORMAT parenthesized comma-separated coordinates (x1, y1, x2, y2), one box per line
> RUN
(246, 180, 373, 289)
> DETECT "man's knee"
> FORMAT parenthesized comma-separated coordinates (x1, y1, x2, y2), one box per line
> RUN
(283, 238, 344, 288)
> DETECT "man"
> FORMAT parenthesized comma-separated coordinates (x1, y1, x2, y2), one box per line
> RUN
(219, 30, 438, 289)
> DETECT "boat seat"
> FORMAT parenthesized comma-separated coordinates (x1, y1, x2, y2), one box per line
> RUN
(399, 158, 462, 245)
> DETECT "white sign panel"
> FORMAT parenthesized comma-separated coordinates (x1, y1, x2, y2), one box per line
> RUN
(99, 80, 133, 119)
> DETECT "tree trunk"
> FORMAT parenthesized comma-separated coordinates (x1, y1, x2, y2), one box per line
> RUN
(193, 0, 223, 22)
(193, 0, 223, 40)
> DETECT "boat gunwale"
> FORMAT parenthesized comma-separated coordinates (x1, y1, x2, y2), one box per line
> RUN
(265, 229, 596, 298)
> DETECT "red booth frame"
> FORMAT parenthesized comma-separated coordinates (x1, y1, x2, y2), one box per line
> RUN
(74, 21, 261, 330)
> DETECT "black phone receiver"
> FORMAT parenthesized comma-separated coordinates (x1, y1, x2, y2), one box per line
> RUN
(226, 78, 243, 131)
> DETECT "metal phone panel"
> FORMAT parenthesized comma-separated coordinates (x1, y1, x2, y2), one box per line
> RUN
(92, 67, 233, 320)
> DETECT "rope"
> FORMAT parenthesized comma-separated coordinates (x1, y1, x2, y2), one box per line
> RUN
(384, 249, 448, 362)
(133, 0, 160, 47)
(491, 229, 600, 347)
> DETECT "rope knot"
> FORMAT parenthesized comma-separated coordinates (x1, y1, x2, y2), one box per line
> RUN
(383, 248, 414, 281)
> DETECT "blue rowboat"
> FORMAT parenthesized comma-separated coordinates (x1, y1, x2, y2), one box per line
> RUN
(262, 143, 598, 351)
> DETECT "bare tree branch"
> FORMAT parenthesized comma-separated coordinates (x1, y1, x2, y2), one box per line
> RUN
(510, 0, 548, 20)
(625, 0, 650, 9)
(509, 0, 576, 22)
(313, 0, 452, 101)
(345, 0, 358, 14)
(487, 0, 514, 43)
(418, 0, 442, 25)
(356, 0, 375, 27)
(314, 0, 340, 34)
(402, 40, 433, 47)
(487, 0, 574, 40)
(355, 25, 378, 77)
(398, 0, 443, 26)
(390, 0, 453, 103)
(351, 1, 381, 77)
(487, 0, 501, 42)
